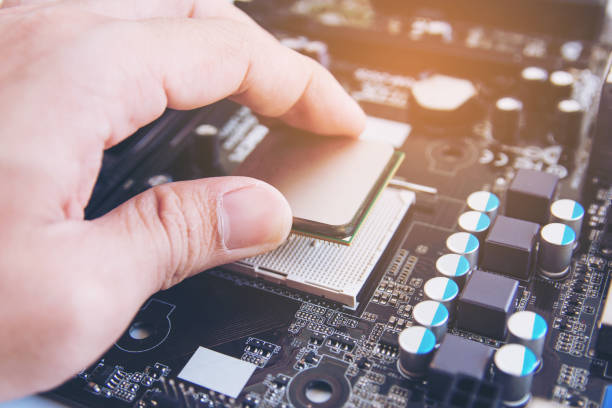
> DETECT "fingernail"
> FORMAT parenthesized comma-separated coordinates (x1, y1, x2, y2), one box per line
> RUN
(220, 184, 292, 250)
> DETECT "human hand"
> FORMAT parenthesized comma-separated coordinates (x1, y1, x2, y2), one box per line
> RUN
(0, 0, 365, 400)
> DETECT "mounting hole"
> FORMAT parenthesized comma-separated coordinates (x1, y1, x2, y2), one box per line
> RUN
(440, 145, 464, 160)
(129, 321, 154, 340)
(305, 380, 333, 404)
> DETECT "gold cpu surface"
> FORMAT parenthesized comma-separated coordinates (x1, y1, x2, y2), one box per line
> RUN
(232, 131, 403, 244)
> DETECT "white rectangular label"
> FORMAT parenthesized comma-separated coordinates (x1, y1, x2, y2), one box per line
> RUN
(178, 346, 256, 398)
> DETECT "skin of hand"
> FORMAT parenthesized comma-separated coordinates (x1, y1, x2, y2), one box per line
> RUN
(0, 0, 366, 400)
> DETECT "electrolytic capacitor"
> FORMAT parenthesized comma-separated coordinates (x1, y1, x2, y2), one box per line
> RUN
(492, 97, 523, 144)
(550, 199, 584, 247)
(549, 71, 574, 102)
(555, 99, 584, 148)
(507, 311, 548, 361)
(398, 326, 437, 377)
(494, 344, 538, 406)
(520, 67, 549, 110)
(435, 253, 471, 288)
(458, 211, 491, 241)
(467, 191, 500, 221)
(424, 277, 459, 310)
(412, 300, 449, 344)
(446, 232, 480, 268)
(538, 223, 576, 279)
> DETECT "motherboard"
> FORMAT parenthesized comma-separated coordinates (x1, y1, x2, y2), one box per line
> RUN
(50, 1, 612, 407)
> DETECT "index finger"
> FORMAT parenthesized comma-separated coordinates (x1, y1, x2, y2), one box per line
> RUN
(3, 0, 366, 141)
(2, 0, 250, 23)
(99, 15, 366, 146)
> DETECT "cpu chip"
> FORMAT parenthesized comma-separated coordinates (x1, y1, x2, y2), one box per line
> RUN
(232, 130, 403, 244)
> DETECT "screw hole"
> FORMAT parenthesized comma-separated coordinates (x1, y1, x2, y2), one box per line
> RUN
(440, 145, 464, 160)
(305, 380, 333, 404)
(129, 321, 153, 340)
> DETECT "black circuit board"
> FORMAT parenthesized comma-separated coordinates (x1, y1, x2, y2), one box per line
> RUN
(52, 1, 612, 407)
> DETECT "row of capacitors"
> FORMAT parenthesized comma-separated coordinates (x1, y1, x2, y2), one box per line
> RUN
(398, 309, 547, 406)
(397, 269, 547, 405)
(492, 66, 583, 147)
(450, 190, 584, 279)
(395, 188, 584, 406)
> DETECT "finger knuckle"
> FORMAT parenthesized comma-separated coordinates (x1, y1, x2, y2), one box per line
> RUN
(134, 184, 216, 287)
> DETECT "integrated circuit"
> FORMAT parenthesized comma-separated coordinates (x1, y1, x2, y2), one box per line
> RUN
(232, 130, 404, 244)
(228, 188, 414, 307)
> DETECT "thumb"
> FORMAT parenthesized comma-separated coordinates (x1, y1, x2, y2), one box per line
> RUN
(88, 176, 292, 291)
(5, 176, 291, 395)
